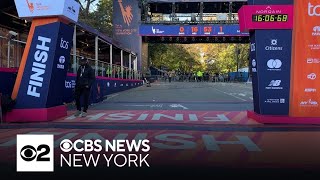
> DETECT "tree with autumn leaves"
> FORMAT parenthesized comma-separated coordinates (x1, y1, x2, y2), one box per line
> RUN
(149, 43, 249, 74)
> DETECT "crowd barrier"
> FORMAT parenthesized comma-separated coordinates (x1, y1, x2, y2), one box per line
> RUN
(0, 68, 143, 107)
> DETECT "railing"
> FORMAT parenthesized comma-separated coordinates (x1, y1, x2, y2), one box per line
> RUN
(143, 13, 239, 24)
(69, 54, 142, 80)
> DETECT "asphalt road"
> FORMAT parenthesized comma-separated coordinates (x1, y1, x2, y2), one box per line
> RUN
(2, 81, 320, 178)
(93, 81, 254, 111)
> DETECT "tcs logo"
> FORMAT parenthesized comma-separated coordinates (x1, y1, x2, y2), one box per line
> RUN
(308, 2, 320, 16)
(60, 38, 69, 49)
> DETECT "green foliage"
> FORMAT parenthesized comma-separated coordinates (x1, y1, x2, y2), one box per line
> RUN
(149, 43, 249, 73)
(149, 44, 201, 72)
(77, 0, 113, 36)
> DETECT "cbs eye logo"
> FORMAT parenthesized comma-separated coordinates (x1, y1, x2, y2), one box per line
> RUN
(20, 144, 50, 162)
(17, 135, 54, 172)
(60, 139, 73, 152)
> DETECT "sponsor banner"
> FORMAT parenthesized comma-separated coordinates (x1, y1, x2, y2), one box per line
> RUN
(0, 70, 143, 106)
(15, 22, 74, 109)
(14, 0, 80, 22)
(254, 30, 292, 115)
(113, 0, 141, 70)
(139, 24, 249, 36)
(290, 0, 320, 117)
(63, 75, 143, 104)
(249, 33, 260, 114)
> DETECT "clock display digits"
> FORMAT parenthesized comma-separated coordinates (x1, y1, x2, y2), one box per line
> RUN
(277, 15, 282, 21)
(270, 15, 275, 21)
(252, 14, 288, 22)
(282, 15, 288, 22)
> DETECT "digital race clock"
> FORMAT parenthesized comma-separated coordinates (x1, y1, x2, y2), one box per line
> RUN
(252, 14, 288, 22)
(238, 5, 293, 32)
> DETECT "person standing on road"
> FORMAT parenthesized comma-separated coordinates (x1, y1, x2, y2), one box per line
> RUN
(74, 57, 95, 117)
(168, 71, 173, 83)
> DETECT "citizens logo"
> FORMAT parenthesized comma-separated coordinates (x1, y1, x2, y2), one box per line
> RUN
(266, 80, 283, 90)
(308, 2, 320, 16)
(307, 73, 317, 80)
(271, 39, 277, 46)
(265, 39, 283, 51)
(267, 59, 282, 71)
(312, 26, 320, 36)
(16, 135, 54, 172)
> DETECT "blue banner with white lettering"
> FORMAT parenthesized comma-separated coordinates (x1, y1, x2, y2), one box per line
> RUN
(139, 24, 249, 36)
(63, 76, 143, 104)
(15, 22, 74, 109)
(254, 30, 292, 115)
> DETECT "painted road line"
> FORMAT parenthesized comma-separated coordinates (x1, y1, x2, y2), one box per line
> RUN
(214, 88, 247, 101)
(124, 104, 164, 108)
(169, 104, 189, 110)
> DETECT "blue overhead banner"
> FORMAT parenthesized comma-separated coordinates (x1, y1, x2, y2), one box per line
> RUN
(139, 24, 249, 36)
(254, 30, 292, 115)
(15, 22, 74, 109)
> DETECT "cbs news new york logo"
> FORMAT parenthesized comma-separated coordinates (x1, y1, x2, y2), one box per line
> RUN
(17, 135, 54, 172)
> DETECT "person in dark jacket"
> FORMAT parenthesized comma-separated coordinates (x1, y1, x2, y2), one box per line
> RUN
(74, 57, 95, 117)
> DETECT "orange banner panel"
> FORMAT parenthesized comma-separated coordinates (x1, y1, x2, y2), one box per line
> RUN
(290, 0, 320, 117)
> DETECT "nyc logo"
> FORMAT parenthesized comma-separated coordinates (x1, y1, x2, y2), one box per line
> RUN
(118, 0, 133, 26)
(26, 0, 34, 13)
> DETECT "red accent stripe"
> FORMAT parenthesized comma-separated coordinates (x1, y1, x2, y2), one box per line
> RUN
(0, 68, 18, 73)
(4, 105, 67, 123)
(248, 110, 320, 124)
